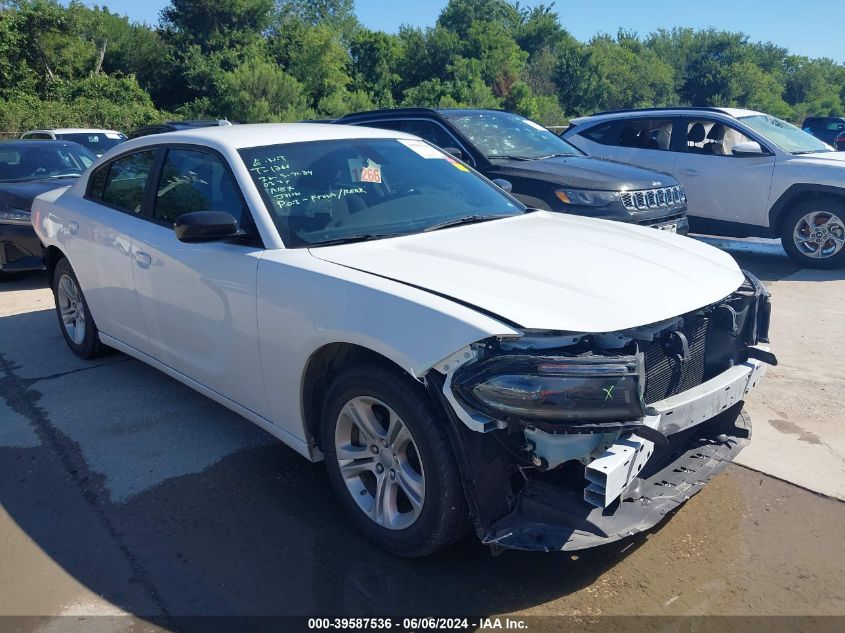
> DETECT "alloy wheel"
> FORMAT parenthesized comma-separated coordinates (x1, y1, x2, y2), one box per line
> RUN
(334, 396, 426, 530)
(793, 210, 845, 259)
(57, 273, 86, 346)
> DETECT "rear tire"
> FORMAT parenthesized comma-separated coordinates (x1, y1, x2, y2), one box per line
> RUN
(321, 362, 468, 557)
(780, 198, 845, 269)
(52, 258, 106, 359)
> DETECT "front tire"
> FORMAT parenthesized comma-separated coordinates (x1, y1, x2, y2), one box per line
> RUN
(321, 362, 468, 557)
(781, 198, 845, 269)
(52, 258, 105, 359)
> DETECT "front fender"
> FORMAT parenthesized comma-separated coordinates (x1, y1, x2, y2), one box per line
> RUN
(255, 249, 519, 449)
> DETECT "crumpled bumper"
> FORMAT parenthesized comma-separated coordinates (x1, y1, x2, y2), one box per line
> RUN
(483, 404, 751, 552)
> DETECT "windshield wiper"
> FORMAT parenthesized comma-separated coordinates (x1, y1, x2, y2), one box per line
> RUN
(534, 153, 578, 160)
(486, 155, 534, 161)
(309, 233, 397, 247)
(424, 214, 511, 232)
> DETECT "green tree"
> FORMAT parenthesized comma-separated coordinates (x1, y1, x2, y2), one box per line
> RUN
(218, 56, 309, 121)
(350, 29, 402, 107)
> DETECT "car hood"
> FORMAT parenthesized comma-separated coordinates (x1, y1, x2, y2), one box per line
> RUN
(309, 212, 743, 333)
(488, 155, 676, 190)
(0, 178, 77, 210)
(789, 151, 845, 166)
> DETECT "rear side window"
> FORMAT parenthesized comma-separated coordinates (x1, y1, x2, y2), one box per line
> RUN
(578, 121, 617, 144)
(153, 149, 245, 226)
(99, 151, 157, 214)
(614, 119, 673, 151)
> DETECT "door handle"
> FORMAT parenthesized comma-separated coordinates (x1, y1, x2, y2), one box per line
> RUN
(134, 251, 152, 267)
(68, 221, 79, 234)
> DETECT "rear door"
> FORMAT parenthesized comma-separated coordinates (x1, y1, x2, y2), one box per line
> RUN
(62, 149, 158, 351)
(569, 117, 678, 175)
(128, 145, 268, 413)
(674, 117, 775, 226)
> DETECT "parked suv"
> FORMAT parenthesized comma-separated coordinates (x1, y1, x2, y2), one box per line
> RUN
(128, 120, 232, 139)
(563, 107, 845, 268)
(802, 116, 845, 148)
(32, 123, 772, 556)
(21, 128, 126, 157)
(337, 109, 689, 234)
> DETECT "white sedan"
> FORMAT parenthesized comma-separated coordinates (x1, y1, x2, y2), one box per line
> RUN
(32, 124, 774, 556)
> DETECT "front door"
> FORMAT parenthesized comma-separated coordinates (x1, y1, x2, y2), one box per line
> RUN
(129, 146, 268, 414)
(674, 117, 775, 226)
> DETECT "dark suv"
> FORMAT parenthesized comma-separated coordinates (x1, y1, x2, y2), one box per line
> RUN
(128, 120, 233, 139)
(336, 109, 689, 234)
(802, 117, 845, 149)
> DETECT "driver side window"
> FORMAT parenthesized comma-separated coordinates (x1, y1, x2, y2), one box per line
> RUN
(684, 119, 754, 156)
(153, 149, 245, 226)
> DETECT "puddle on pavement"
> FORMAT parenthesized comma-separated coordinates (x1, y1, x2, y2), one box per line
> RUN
(768, 419, 823, 444)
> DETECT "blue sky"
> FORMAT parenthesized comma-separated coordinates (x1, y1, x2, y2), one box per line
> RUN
(80, 0, 844, 61)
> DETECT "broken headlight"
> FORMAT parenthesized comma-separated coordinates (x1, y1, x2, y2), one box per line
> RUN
(452, 354, 645, 424)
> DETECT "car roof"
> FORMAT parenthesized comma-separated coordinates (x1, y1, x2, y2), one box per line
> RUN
(1, 139, 89, 149)
(116, 123, 418, 153)
(24, 128, 123, 135)
(339, 107, 510, 121)
(570, 107, 765, 125)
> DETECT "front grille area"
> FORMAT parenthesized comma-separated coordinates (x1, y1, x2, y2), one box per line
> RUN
(641, 317, 709, 404)
(636, 210, 686, 227)
(621, 185, 686, 212)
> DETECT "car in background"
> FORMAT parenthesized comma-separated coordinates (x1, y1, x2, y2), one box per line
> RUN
(128, 119, 232, 139)
(0, 140, 95, 276)
(21, 128, 127, 157)
(563, 107, 845, 268)
(336, 108, 689, 234)
(802, 116, 845, 148)
(32, 123, 773, 556)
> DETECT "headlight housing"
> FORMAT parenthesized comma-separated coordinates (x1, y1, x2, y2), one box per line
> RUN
(0, 207, 32, 226)
(452, 354, 645, 426)
(554, 189, 619, 208)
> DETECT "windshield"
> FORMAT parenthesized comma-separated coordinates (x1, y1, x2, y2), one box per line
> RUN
(446, 111, 581, 160)
(0, 145, 96, 182)
(240, 138, 524, 247)
(739, 115, 832, 154)
(59, 132, 127, 156)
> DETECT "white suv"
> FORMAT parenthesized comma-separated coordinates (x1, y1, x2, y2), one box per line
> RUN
(21, 128, 127, 157)
(562, 107, 845, 268)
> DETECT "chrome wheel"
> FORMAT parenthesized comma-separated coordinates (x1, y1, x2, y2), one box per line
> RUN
(57, 273, 86, 346)
(334, 396, 426, 530)
(793, 210, 845, 259)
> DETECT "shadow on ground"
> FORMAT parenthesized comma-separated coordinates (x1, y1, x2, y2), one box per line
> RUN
(0, 306, 647, 620)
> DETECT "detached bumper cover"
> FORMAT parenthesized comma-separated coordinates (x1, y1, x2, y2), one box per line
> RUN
(484, 404, 751, 551)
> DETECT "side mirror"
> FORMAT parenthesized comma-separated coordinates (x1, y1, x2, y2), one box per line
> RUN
(442, 147, 464, 160)
(492, 178, 513, 193)
(174, 211, 240, 243)
(732, 141, 765, 156)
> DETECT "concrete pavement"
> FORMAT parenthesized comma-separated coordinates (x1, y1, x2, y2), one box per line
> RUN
(1, 239, 844, 625)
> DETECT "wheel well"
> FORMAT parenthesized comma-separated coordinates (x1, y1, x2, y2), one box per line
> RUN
(770, 188, 845, 234)
(301, 343, 419, 451)
(44, 245, 66, 284)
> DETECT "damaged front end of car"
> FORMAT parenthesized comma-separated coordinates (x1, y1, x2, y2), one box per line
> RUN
(424, 270, 775, 552)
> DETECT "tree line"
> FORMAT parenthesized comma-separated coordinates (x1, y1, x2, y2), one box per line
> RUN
(1, 0, 844, 133)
